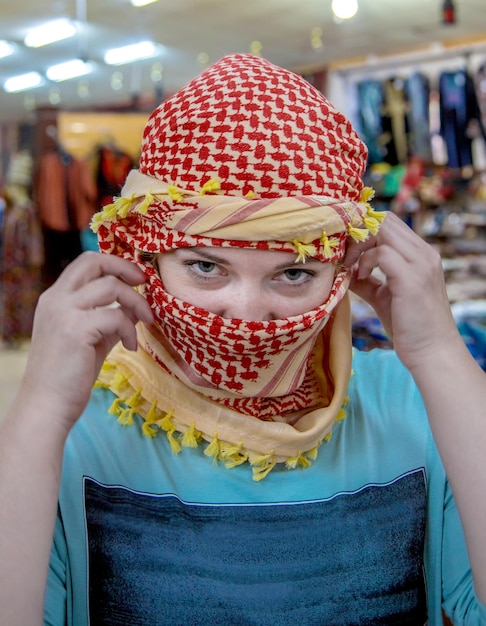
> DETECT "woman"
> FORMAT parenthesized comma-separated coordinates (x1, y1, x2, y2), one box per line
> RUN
(1, 54, 486, 625)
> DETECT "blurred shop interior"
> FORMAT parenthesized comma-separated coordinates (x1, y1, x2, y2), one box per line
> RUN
(1, 0, 486, 376)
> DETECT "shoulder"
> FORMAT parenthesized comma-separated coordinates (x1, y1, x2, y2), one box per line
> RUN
(336, 348, 437, 487)
(352, 346, 409, 376)
(64, 386, 147, 470)
(351, 347, 418, 399)
(347, 347, 428, 433)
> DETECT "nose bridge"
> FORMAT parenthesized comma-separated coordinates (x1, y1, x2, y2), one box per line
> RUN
(226, 282, 270, 321)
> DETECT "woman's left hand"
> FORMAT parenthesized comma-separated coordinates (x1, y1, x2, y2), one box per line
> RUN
(343, 211, 458, 372)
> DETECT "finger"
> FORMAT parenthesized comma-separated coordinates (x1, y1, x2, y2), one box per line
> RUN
(355, 245, 407, 282)
(343, 235, 377, 268)
(344, 212, 422, 268)
(369, 212, 435, 265)
(54, 251, 147, 291)
(349, 271, 393, 338)
(358, 239, 444, 301)
(350, 271, 383, 302)
(71, 275, 153, 324)
(84, 307, 140, 352)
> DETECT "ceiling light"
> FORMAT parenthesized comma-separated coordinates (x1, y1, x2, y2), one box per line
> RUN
(331, 0, 358, 20)
(77, 81, 91, 99)
(197, 52, 209, 66)
(150, 63, 164, 82)
(0, 40, 15, 59)
(131, 0, 159, 6)
(103, 41, 159, 65)
(46, 59, 93, 82)
(24, 94, 36, 111)
(3, 72, 44, 93)
(110, 71, 124, 91)
(49, 88, 62, 105)
(24, 18, 77, 48)
(311, 27, 323, 49)
(249, 41, 263, 56)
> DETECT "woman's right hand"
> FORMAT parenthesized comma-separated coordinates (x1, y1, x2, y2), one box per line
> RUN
(0, 251, 154, 626)
(19, 251, 153, 433)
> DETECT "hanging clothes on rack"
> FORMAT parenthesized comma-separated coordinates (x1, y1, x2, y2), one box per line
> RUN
(96, 144, 134, 208)
(35, 149, 97, 286)
(405, 72, 432, 162)
(439, 68, 485, 169)
(381, 77, 410, 166)
(472, 62, 486, 169)
(474, 62, 486, 127)
(1, 152, 44, 345)
(78, 143, 134, 252)
(356, 80, 385, 165)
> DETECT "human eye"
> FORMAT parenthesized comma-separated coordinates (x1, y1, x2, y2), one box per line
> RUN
(187, 260, 217, 274)
(279, 267, 315, 285)
(184, 259, 226, 281)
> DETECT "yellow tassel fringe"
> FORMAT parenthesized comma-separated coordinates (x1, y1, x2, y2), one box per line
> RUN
(320, 232, 340, 259)
(168, 185, 184, 202)
(367, 207, 387, 223)
(293, 240, 317, 263)
(200, 178, 221, 195)
(248, 452, 277, 481)
(360, 186, 375, 203)
(181, 422, 202, 448)
(97, 361, 349, 481)
(348, 224, 370, 243)
(137, 191, 154, 214)
(204, 432, 221, 464)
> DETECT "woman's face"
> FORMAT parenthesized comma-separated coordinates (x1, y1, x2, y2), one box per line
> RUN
(156, 246, 336, 321)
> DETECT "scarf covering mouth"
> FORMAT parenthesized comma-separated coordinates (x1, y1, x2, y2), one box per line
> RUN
(134, 259, 351, 420)
(92, 53, 386, 478)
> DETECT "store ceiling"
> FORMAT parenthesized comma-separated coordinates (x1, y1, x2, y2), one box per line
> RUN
(1, 0, 486, 123)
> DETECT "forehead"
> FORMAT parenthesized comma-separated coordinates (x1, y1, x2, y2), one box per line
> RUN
(170, 246, 327, 267)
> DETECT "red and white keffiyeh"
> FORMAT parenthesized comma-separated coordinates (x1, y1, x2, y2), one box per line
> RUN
(93, 54, 385, 477)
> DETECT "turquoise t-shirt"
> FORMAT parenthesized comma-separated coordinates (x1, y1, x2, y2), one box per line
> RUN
(44, 349, 486, 625)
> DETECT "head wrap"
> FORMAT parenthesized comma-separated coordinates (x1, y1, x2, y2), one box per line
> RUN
(93, 54, 383, 259)
(93, 54, 385, 479)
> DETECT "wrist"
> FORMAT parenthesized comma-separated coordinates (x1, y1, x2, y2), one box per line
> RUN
(5, 378, 77, 448)
(405, 330, 476, 390)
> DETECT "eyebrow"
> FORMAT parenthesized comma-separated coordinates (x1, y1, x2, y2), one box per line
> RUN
(176, 248, 323, 270)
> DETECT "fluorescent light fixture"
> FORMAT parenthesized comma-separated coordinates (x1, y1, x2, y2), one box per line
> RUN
(331, 0, 358, 20)
(4, 72, 44, 93)
(0, 40, 15, 59)
(24, 18, 77, 48)
(104, 41, 158, 65)
(131, 0, 159, 5)
(46, 59, 93, 82)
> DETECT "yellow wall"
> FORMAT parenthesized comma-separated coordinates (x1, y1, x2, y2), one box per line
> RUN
(57, 112, 149, 161)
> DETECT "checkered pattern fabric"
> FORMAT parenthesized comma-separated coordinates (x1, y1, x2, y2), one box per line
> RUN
(138, 261, 350, 418)
(139, 54, 367, 200)
(94, 54, 382, 421)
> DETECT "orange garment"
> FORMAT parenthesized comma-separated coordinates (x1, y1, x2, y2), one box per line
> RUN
(68, 157, 98, 229)
(36, 151, 97, 232)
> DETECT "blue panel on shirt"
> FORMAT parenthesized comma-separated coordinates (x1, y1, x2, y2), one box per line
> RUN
(85, 469, 426, 625)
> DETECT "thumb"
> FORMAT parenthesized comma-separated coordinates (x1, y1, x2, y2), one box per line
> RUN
(350, 271, 382, 306)
(350, 271, 393, 339)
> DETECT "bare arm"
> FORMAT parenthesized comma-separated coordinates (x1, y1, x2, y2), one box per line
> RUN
(0, 252, 153, 626)
(345, 211, 486, 604)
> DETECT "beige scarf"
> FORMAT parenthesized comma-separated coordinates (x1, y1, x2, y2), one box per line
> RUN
(92, 54, 385, 479)
(97, 293, 352, 480)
